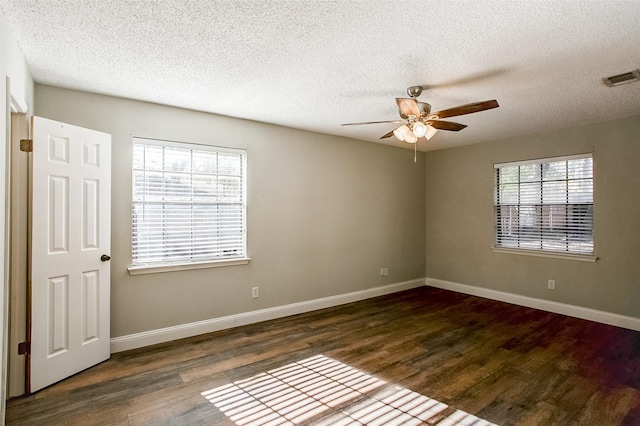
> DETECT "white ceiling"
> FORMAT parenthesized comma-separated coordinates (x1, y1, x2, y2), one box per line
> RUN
(1, 1, 639, 151)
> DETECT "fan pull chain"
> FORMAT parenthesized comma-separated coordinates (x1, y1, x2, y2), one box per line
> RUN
(414, 141, 417, 163)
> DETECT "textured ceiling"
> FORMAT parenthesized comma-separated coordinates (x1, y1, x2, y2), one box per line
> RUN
(1, 0, 639, 151)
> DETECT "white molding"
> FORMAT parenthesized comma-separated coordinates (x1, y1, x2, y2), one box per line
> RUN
(492, 247, 597, 262)
(111, 276, 640, 353)
(128, 258, 251, 275)
(9, 93, 27, 114)
(493, 152, 592, 168)
(110, 278, 426, 353)
(426, 277, 640, 332)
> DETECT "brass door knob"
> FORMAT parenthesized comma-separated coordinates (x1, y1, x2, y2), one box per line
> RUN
(100, 254, 111, 262)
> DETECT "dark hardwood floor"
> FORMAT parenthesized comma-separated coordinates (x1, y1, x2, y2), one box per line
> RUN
(6, 286, 640, 425)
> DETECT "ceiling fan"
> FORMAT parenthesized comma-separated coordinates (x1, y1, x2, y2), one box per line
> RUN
(341, 86, 499, 144)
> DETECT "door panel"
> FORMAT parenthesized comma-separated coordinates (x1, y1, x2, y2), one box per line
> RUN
(30, 116, 111, 392)
(48, 176, 68, 252)
(48, 276, 69, 355)
(82, 270, 100, 343)
(83, 179, 99, 249)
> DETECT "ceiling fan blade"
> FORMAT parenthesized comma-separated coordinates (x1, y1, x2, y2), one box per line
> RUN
(431, 100, 499, 119)
(341, 119, 404, 126)
(427, 120, 468, 131)
(396, 98, 421, 118)
(380, 129, 395, 139)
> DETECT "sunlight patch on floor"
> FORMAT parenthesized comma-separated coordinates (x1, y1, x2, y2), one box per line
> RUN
(201, 354, 498, 425)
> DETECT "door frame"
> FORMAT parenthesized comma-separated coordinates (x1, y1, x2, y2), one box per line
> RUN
(7, 106, 28, 397)
(2, 78, 30, 423)
(5, 78, 29, 400)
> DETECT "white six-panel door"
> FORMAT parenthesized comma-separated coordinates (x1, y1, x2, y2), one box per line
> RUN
(30, 116, 111, 392)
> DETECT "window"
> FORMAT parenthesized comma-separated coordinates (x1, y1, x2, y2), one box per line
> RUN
(494, 154, 593, 256)
(131, 138, 247, 268)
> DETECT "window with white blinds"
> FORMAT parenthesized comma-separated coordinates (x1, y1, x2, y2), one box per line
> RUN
(132, 138, 247, 266)
(494, 154, 593, 255)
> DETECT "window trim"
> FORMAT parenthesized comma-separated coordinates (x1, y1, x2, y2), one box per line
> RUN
(493, 153, 594, 258)
(127, 257, 251, 275)
(491, 247, 597, 262)
(493, 153, 593, 168)
(129, 137, 248, 273)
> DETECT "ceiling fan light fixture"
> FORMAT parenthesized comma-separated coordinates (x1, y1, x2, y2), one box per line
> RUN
(412, 122, 428, 138)
(426, 125, 438, 140)
(393, 124, 410, 141)
(404, 130, 418, 144)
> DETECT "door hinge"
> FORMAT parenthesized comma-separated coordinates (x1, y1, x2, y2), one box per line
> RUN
(18, 341, 31, 355)
(20, 139, 33, 152)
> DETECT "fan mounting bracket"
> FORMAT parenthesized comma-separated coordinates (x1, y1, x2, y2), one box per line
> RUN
(406, 86, 423, 98)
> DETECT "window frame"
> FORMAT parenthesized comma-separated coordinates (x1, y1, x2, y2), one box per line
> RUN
(128, 137, 250, 275)
(492, 153, 597, 262)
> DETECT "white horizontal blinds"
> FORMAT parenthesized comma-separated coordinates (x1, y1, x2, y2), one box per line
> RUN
(494, 154, 593, 255)
(132, 139, 246, 265)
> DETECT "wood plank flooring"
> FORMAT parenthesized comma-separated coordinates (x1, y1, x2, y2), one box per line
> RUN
(6, 286, 640, 425)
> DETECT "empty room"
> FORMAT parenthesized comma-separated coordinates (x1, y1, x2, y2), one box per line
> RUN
(0, 1, 639, 425)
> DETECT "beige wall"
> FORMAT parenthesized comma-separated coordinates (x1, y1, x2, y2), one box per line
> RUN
(35, 84, 426, 338)
(30, 82, 640, 368)
(425, 115, 640, 318)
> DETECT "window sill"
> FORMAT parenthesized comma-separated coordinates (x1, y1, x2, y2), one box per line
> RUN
(492, 247, 597, 263)
(127, 257, 251, 275)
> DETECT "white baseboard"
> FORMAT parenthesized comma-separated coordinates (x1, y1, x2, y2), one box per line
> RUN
(111, 277, 640, 353)
(110, 278, 426, 353)
(426, 277, 640, 332)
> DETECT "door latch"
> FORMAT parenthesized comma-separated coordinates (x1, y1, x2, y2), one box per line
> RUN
(18, 341, 31, 355)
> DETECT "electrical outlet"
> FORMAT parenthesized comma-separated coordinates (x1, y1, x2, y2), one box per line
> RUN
(252, 286, 259, 298)
(547, 279, 556, 290)
(384, 267, 389, 277)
